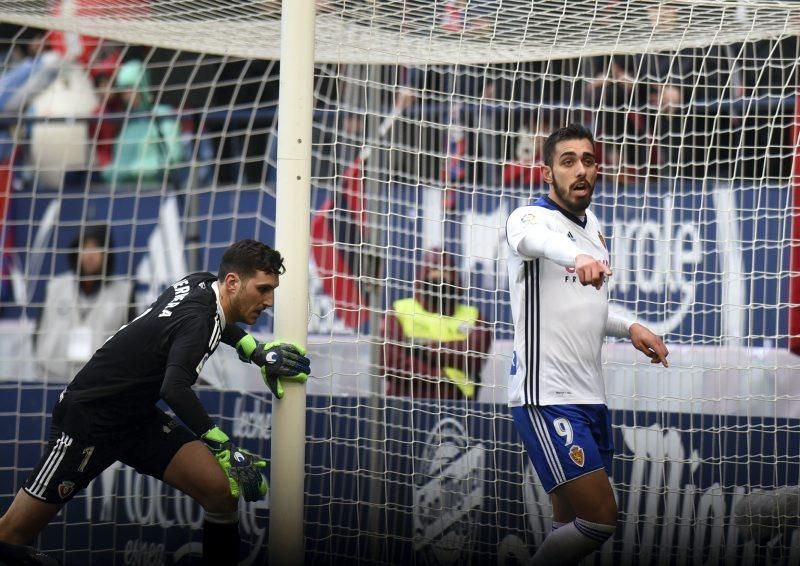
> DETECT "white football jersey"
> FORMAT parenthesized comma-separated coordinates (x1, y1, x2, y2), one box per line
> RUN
(505, 196, 612, 407)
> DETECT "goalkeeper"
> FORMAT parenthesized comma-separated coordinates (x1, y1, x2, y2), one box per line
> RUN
(0, 239, 310, 566)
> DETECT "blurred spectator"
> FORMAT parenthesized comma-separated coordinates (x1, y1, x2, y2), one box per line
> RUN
(0, 30, 60, 116)
(35, 225, 133, 379)
(26, 45, 99, 188)
(210, 58, 280, 184)
(503, 122, 547, 192)
(101, 59, 184, 185)
(381, 249, 492, 401)
(87, 47, 123, 169)
(584, 55, 647, 176)
(585, 51, 686, 179)
(0, 29, 61, 168)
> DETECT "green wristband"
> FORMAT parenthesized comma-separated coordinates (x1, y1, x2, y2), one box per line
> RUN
(202, 426, 229, 444)
(235, 334, 258, 362)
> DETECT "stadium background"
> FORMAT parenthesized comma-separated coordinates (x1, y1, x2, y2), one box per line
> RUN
(0, 2, 799, 565)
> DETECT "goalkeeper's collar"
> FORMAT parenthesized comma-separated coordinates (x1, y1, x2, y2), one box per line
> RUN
(211, 281, 227, 330)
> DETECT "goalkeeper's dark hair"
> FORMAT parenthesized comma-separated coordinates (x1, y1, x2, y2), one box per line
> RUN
(218, 239, 285, 282)
(543, 123, 595, 168)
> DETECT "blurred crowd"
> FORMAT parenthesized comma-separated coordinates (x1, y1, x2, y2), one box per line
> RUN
(0, 19, 792, 197)
(0, 12, 795, 394)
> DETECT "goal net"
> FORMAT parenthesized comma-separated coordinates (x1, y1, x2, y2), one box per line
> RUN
(0, 1, 799, 564)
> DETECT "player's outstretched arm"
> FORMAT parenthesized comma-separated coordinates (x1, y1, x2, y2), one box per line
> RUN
(509, 210, 583, 267)
(201, 426, 267, 502)
(629, 323, 669, 367)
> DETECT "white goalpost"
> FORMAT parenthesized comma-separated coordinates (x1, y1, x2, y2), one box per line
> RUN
(0, 1, 799, 565)
(271, 0, 315, 563)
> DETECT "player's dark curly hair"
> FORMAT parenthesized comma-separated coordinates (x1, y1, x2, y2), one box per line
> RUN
(218, 239, 285, 282)
(543, 123, 595, 168)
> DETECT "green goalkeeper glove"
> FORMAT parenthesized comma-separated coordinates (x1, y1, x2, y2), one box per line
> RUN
(201, 426, 267, 502)
(235, 335, 310, 399)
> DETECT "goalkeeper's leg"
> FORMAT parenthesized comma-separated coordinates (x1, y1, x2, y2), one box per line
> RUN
(120, 411, 243, 566)
(0, 539, 62, 566)
(162, 440, 241, 566)
(0, 490, 62, 546)
(0, 490, 64, 565)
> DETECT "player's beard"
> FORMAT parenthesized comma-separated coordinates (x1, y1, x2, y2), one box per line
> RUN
(231, 291, 254, 324)
(553, 177, 593, 215)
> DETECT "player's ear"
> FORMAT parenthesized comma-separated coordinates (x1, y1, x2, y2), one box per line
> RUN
(543, 165, 553, 185)
(224, 272, 240, 293)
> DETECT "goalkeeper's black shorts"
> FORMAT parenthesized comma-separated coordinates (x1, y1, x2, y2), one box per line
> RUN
(23, 407, 195, 504)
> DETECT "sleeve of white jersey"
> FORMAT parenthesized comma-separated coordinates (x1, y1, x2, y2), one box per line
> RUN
(506, 206, 583, 267)
(605, 304, 637, 338)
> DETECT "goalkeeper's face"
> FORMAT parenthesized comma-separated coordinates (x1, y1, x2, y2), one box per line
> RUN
(230, 270, 279, 325)
(545, 138, 598, 215)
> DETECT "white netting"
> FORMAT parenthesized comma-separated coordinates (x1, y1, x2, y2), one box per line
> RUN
(0, 1, 799, 564)
(0, 1, 799, 63)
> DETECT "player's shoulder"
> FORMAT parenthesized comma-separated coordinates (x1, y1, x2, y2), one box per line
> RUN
(583, 208, 605, 233)
(181, 272, 217, 299)
(157, 272, 217, 321)
(508, 205, 536, 223)
(183, 272, 218, 308)
(509, 196, 554, 219)
(185, 271, 217, 287)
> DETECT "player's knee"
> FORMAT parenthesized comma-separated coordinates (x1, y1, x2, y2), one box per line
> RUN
(574, 517, 616, 544)
(200, 492, 238, 515)
(606, 499, 618, 524)
(197, 476, 238, 514)
(590, 498, 618, 526)
(576, 492, 617, 526)
(203, 491, 239, 515)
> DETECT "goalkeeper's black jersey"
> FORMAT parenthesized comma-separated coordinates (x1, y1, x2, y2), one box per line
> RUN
(59, 272, 225, 440)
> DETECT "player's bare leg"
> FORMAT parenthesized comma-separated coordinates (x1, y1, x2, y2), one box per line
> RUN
(551, 491, 575, 531)
(0, 489, 63, 545)
(532, 469, 617, 566)
(551, 468, 617, 524)
(0, 490, 63, 565)
(163, 440, 240, 566)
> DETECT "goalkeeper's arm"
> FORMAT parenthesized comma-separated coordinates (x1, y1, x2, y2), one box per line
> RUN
(159, 366, 268, 502)
(160, 364, 216, 436)
(221, 323, 249, 354)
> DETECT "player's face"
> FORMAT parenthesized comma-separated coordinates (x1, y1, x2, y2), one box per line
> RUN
(233, 270, 279, 325)
(544, 138, 598, 215)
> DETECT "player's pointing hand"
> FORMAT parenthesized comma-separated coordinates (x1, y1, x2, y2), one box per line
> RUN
(575, 254, 612, 290)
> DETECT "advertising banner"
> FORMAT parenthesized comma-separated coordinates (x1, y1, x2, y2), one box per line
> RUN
(2, 384, 799, 565)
